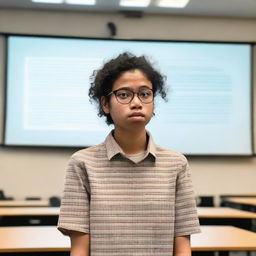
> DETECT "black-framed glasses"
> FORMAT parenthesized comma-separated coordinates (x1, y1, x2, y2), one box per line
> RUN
(107, 87, 154, 104)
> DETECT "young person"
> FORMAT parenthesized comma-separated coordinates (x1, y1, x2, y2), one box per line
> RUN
(58, 52, 200, 256)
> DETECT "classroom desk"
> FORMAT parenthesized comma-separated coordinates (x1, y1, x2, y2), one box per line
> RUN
(0, 200, 49, 207)
(0, 207, 59, 226)
(0, 225, 256, 254)
(225, 197, 256, 206)
(197, 207, 256, 231)
(197, 207, 256, 218)
(0, 226, 69, 253)
(0, 207, 59, 216)
(2, 206, 256, 229)
(3, 206, 256, 218)
(223, 197, 256, 212)
(191, 225, 256, 251)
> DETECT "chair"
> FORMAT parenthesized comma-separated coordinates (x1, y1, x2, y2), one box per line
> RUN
(49, 196, 61, 207)
(0, 190, 14, 200)
(197, 196, 214, 207)
(0, 190, 6, 200)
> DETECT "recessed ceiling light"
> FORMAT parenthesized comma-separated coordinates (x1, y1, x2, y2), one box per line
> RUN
(65, 0, 96, 5)
(120, 0, 151, 8)
(31, 0, 64, 3)
(156, 0, 190, 8)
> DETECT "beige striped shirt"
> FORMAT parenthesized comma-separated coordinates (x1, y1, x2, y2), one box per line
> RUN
(58, 131, 200, 256)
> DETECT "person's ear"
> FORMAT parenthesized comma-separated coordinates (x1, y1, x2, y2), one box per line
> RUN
(101, 96, 110, 114)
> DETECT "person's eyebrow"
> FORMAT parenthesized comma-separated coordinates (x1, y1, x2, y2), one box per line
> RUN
(115, 85, 152, 91)
(115, 87, 132, 91)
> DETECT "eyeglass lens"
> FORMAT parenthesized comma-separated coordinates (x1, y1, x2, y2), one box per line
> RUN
(115, 88, 153, 104)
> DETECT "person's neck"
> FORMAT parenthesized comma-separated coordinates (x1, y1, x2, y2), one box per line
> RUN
(113, 127, 148, 155)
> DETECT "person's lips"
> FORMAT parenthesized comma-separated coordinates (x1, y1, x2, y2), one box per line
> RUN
(128, 112, 145, 117)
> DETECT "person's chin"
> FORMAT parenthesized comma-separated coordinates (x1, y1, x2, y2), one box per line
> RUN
(127, 117, 151, 127)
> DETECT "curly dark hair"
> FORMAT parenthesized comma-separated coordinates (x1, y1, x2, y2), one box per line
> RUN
(89, 52, 167, 125)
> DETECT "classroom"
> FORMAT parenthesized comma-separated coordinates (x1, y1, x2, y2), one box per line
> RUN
(0, 0, 256, 255)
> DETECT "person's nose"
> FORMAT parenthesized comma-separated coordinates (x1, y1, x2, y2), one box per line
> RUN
(130, 93, 142, 109)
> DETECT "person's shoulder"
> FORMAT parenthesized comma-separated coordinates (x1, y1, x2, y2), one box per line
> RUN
(155, 144, 186, 159)
(155, 144, 188, 167)
(69, 142, 106, 163)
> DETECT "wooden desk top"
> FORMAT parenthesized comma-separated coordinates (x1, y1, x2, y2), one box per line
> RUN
(0, 226, 69, 252)
(0, 207, 59, 216)
(225, 197, 256, 206)
(197, 207, 256, 218)
(1, 206, 256, 219)
(0, 226, 256, 252)
(0, 200, 49, 207)
(192, 226, 256, 251)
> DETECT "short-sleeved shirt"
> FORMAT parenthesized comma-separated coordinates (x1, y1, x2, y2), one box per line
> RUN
(58, 131, 200, 256)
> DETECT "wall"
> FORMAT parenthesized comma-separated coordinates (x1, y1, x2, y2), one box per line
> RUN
(0, 8, 256, 204)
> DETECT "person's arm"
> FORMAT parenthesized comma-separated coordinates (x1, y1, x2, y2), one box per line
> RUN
(70, 231, 90, 256)
(174, 235, 191, 256)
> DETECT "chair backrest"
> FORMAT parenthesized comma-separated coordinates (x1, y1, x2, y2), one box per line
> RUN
(197, 196, 214, 207)
(0, 190, 6, 200)
(49, 196, 61, 207)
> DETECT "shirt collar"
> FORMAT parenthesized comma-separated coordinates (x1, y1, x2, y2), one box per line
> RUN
(105, 130, 156, 161)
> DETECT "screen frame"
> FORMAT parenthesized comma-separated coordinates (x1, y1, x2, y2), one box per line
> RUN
(1, 32, 254, 157)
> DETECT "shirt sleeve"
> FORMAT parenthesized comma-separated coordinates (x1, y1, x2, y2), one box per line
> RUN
(57, 157, 90, 236)
(174, 157, 201, 237)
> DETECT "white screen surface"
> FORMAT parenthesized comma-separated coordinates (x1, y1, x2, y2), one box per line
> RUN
(5, 36, 252, 155)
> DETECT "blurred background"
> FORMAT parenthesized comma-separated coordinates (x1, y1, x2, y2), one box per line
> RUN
(0, 0, 256, 206)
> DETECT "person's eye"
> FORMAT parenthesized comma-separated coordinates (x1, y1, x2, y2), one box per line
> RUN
(117, 91, 131, 99)
(140, 91, 152, 98)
